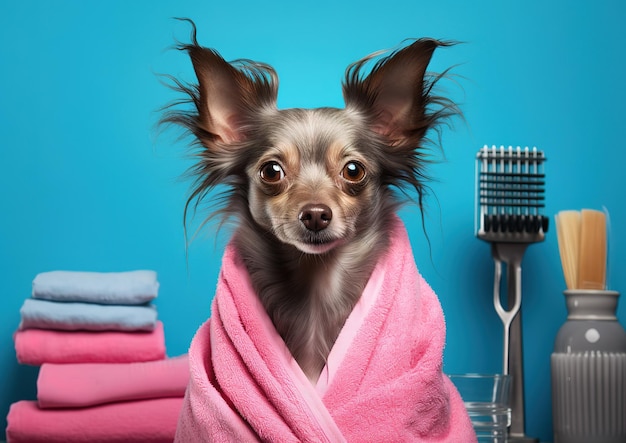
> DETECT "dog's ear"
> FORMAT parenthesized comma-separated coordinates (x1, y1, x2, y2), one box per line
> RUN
(187, 45, 278, 145)
(343, 39, 444, 147)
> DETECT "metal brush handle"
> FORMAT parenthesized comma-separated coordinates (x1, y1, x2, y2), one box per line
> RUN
(492, 242, 538, 443)
(492, 256, 521, 375)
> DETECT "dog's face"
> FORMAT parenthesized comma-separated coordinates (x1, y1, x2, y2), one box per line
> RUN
(247, 108, 383, 254)
(164, 31, 456, 254)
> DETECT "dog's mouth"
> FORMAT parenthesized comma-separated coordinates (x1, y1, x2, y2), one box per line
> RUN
(267, 204, 350, 255)
(294, 232, 343, 255)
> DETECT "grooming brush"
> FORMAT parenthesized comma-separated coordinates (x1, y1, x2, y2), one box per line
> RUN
(475, 145, 548, 443)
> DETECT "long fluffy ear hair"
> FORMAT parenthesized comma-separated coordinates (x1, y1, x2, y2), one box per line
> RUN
(160, 19, 279, 234)
(342, 39, 459, 212)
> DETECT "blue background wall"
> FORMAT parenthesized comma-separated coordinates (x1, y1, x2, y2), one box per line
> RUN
(2, 1, 625, 440)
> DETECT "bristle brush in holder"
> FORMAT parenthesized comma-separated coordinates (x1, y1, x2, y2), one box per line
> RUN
(475, 145, 548, 443)
(555, 208, 607, 290)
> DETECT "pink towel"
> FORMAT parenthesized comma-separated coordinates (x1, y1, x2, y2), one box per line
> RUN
(14, 321, 166, 365)
(37, 355, 189, 408)
(175, 217, 476, 442)
(6, 398, 182, 443)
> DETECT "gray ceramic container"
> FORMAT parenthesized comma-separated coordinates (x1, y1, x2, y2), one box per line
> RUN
(551, 290, 626, 443)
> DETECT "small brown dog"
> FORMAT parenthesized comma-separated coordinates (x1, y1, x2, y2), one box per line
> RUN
(163, 20, 455, 383)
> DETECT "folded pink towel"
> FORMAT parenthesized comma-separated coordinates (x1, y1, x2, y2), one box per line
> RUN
(37, 355, 189, 408)
(6, 398, 182, 443)
(14, 321, 166, 365)
(175, 217, 476, 442)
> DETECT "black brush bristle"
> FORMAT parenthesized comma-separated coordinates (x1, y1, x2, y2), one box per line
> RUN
(476, 145, 548, 242)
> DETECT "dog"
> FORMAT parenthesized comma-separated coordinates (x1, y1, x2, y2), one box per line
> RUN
(162, 21, 456, 383)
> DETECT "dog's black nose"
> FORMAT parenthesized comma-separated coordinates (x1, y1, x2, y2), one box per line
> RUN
(299, 204, 332, 232)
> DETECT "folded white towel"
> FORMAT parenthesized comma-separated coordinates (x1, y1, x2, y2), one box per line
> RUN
(19, 298, 158, 332)
(32, 270, 159, 305)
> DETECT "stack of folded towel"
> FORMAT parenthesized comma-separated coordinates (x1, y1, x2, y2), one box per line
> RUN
(6, 270, 189, 443)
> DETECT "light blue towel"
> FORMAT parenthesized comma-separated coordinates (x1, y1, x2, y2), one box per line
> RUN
(19, 298, 158, 332)
(32, 270, 159, 305)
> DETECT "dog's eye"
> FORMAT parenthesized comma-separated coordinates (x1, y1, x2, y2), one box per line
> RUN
(341, 162, 366, 183)
(260, 162, 285, 183)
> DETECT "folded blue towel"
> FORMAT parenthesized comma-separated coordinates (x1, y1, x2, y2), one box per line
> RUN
(19, 298, 158, 332)
(32, 270, 159, 305)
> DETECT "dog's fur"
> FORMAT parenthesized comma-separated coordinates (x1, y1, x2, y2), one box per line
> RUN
(162, 21, 456, 382)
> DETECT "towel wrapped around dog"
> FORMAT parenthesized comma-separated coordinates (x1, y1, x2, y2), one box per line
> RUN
(175, 217, 476, 442)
